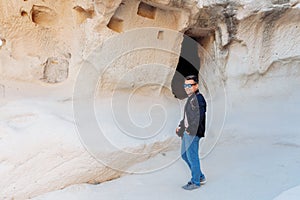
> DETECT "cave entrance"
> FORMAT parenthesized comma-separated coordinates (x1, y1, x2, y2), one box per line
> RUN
(171, 34, 201, 99)
(171, 27, 214, 99)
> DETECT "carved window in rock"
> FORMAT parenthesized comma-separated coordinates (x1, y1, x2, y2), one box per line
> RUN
(137, 2, 157, 19)
(107, 17, 124, 33)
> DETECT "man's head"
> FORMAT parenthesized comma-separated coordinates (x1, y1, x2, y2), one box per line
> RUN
(184, 75, 199, 96)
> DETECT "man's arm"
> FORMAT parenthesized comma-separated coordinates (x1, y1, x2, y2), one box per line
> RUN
(198, 94, 206, 123)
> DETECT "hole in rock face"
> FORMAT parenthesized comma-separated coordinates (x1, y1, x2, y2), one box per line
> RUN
(107, 17, 124, 33)
(73, 6, 94, 24)
(0, 38, 6, 48)
(137, 2, 157, 19)
(21, 10, 28, 17)
(31, 5, 58, 26)
(157, 30, 164, 40)
(171, 35, 201, 99)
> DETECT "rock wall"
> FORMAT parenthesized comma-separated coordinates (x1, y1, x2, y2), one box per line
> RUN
(0, 0, 196, 84)
(0, 0, 300, 199)
(0, 1, 195, 198)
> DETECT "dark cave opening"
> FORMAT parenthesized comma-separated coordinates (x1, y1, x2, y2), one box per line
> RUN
(171, 35, 201, 99)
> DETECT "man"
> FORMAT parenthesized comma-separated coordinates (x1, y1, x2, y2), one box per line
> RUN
(176, 75, 207, 190)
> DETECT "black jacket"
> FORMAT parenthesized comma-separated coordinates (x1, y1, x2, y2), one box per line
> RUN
(178, 90, 206, 138)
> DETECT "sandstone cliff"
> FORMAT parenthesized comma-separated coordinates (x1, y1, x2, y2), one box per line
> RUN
(0, 0, 300, 199)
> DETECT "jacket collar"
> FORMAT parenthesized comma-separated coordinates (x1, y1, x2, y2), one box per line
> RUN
(188, 89, 200, 99)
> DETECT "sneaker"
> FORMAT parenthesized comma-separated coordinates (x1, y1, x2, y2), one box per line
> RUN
(182, 182, 200, 190)
(181, 181, 192, 189)
(200, 176, 207, 185)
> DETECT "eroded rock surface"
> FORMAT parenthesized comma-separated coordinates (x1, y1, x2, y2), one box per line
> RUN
(0, 0, 300, 199)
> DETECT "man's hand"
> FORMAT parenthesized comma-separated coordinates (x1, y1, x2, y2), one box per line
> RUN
(176, 127, 184, 137)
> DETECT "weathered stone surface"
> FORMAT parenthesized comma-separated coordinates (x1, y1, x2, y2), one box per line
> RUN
(1, 0, 300, 199)
(42, 56, 70, 83)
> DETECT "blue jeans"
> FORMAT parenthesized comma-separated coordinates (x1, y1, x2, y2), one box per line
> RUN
(181, 131, 204, 186)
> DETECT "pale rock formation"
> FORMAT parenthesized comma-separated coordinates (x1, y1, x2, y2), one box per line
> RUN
(0, 0, 300, 199)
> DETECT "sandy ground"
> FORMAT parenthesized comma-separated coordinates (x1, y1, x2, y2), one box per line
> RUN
(32, 115, 300, 200)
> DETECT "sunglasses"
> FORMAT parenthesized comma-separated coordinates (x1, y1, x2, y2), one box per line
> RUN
(183, 83, 197, 88)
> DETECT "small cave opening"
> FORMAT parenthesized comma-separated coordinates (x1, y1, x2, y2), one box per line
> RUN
(106, 1, 125, 33)
(171, 34, 207, 99)
(157, 30, 164, 40)
(137, 2, 157, 19)
(30, 5, 58, 26)
(21, 10, 28, 17)
(0, 38, 6, 48)
(73, 6, 94, 24)
(107, 17, 124, 33)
